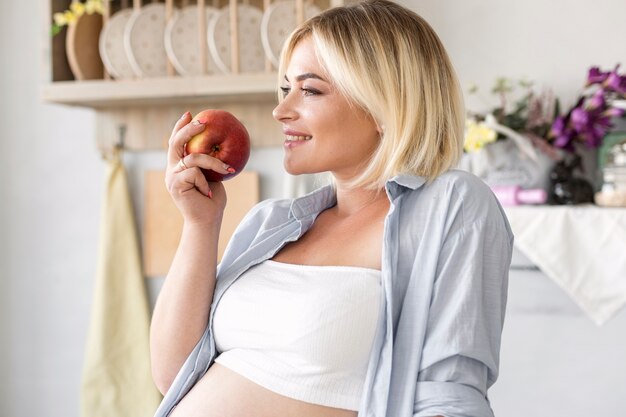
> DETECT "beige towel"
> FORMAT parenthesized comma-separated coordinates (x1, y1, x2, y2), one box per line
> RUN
(81, 152, 162, 417)
(505, 205, 626, 325)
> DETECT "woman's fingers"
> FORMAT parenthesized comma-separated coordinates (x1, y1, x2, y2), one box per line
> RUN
(170, 111, 191, 137)
(167, 111, 192, 165)
(166, 112, 234, 200)
(168, 153, 234, 199)
(167, 114, 208, 166)
(169, 166, 211, 198)
(175, 153, 234, 176)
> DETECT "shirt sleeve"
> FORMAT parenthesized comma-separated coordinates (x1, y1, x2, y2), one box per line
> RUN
(413, 217, 513, 417)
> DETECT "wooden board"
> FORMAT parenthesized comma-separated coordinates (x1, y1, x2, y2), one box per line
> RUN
(143, 170, 260, 277)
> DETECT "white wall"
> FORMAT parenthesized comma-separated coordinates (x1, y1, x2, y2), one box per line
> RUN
(408, 0, 626, 113)
(0, 2, 103, 415)
(0, 1, 624, 417)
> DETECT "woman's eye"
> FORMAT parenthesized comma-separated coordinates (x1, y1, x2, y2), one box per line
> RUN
(280, 86, 290, 97)
(279, 86, 321, 98)
(301, 88, 320, 96)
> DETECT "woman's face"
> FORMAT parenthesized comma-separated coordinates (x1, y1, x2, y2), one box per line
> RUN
(272, 37, 380, 181)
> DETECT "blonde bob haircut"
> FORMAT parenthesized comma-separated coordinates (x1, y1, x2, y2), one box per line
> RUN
(277, 0, 465, 190)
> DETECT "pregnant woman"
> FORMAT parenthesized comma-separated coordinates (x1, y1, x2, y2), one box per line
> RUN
(150, 1, 513, 416)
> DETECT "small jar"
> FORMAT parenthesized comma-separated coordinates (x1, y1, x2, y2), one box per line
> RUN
(595, 140, 626, 207)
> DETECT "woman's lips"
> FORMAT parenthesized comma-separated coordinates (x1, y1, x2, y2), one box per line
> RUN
(285, 134, 312, 142)
(282, 128, 312, 143)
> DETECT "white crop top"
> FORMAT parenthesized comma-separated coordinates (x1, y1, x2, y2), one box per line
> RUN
(212, 259, 382, 411)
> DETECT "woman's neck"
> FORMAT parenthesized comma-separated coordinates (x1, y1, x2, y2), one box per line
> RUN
(332, 183, 388, 219)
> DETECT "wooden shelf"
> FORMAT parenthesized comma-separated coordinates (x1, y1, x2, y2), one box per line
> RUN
(41, 72, 279, 108)
(42, 0, 348, 150)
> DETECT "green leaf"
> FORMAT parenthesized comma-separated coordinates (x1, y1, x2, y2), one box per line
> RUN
(491, 77, 513, 95)
(51, 23, 61, 37)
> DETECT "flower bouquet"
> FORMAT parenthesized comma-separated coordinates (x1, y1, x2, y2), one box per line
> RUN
(461, 65, 626, 205)
(550, 66, 626, 151)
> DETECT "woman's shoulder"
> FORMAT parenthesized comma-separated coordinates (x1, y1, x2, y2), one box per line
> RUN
(431, 169, 495, 199)
(400, 169, 511, 235)
(399, 169, 495, 206)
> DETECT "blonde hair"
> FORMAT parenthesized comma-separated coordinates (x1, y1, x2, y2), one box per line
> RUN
(278, 0, 465, 190)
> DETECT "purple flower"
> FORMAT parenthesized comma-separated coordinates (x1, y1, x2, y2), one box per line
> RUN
(587, 89, 606, 110)
(548, 88, 622, 151)
(604, 107, 626, 118)
(603, 67, 626, 94)
(570, 107, 589, 131)
(549, 115, 566, 137)
(553, 133, 575, 150)
(550, 115, 575, 150)
(583, 124, 607, 148)
(586, 64, 626, 96)
(587, 66, 610, 85)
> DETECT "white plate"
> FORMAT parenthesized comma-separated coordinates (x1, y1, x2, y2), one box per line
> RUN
(124, 3, 169, 78)
(98, 9, 135, 79)
(164, 5, 221, 76)
(208, 4, 265, 74)
(261, 0, 321, 68)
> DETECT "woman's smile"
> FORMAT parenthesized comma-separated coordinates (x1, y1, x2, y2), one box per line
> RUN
(283, 128, 313, 144)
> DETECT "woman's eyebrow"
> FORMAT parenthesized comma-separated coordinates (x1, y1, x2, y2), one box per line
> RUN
(284, 73, 327, 82)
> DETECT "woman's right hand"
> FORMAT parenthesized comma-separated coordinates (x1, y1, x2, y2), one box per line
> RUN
(165, 112, 230, 225)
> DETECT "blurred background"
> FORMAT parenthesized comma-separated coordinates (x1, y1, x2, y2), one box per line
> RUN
(1, 0, 625, 416)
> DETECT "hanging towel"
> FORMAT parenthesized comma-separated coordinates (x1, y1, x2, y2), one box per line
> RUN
(504, 205, 626, 325)
(81, 152, 162, 417)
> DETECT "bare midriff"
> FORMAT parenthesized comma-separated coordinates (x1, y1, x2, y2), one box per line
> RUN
(169, 363, 358, 417)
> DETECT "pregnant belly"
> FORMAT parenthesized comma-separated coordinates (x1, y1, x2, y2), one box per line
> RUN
(169, 363, 358, 417)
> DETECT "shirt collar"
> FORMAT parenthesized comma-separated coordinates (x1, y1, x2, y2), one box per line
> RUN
(385, 174, 427, 200)
(288, 174, 427, 220)
(288, 184, 337, 221)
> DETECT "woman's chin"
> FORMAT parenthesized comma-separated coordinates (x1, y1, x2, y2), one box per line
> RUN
(283, 162, 306, 176)
(285, 169, 306, 176)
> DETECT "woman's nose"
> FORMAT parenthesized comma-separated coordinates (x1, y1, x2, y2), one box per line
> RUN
(272, 95, 297, 122)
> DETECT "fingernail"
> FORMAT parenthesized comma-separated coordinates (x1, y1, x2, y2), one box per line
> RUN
(227, 167, 236, 173)
(180, 111, 190, 120)
(207, 188, 213, 199)
(192, 117, 208, 125)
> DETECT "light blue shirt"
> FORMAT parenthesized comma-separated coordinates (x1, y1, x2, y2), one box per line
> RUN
(154, 170, 513, 417)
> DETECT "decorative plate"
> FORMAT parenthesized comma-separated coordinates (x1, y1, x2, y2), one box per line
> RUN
(98, 9, 135, 79)
(124, 3, 169, 78)
(67, 12, 104, 80)
(208, 4, 265, 74)
(164, 5, 221, 76)
(261, 0, 321, 68)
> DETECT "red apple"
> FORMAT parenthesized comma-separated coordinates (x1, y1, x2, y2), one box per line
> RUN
(185, 109, 251, 182)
